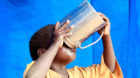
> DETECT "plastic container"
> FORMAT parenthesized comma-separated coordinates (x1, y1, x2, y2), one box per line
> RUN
(59, 0, 106, 49)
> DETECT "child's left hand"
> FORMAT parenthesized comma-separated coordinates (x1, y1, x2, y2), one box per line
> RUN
(98, 12, 110, 36)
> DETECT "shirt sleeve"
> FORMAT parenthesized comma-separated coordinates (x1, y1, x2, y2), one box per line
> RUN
(69, 55, 123, 78)
(23, 61, 35, 78)
(96, 55, 123, 78)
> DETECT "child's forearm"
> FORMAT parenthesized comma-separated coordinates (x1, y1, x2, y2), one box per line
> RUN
(102, 34, 116, 72)
(26, 41, 60, 78)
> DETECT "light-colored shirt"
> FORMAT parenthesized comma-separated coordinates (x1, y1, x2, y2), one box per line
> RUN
(23, 55, 123, 78)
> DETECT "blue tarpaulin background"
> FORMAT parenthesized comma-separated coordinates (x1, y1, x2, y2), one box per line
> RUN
(0, 0, 140, 78)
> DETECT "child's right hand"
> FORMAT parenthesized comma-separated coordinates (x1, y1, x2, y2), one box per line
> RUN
(53, 20, 73, 48)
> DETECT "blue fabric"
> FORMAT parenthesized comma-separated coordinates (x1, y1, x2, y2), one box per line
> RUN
(0, 0, 139, 78)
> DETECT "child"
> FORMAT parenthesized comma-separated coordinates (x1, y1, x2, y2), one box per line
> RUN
(23, 13, 123, 78)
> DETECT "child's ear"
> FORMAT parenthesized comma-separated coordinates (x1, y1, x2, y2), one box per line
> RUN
(37, 48, 46, 56)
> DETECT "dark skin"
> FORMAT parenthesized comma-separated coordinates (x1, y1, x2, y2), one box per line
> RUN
(26, 13, 115, 78)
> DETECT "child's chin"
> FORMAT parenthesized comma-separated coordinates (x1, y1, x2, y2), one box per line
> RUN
(65, 54, 76, 64)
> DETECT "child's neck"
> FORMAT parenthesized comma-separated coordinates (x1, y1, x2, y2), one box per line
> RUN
(50, 62, 69, 78)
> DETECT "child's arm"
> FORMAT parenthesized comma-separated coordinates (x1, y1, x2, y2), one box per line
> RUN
(26, 21, 73, 78)
(98, 13, 116, 73)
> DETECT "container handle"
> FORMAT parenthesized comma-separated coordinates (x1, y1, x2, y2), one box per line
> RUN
(77, 28, 104, 49)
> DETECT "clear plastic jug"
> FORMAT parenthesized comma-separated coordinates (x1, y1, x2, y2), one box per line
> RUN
(59, 0, 106, 49)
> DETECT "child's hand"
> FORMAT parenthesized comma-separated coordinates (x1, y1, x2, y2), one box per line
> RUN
(98, 12, 110, 36)
(53, 20, 73, 48)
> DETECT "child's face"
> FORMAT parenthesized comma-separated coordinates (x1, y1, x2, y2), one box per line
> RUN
(53, 43, 77, 65)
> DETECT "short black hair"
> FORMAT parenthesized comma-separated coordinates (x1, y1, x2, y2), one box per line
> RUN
(29, 24, 55, 60)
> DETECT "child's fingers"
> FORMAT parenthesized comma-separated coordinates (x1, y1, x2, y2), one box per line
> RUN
(59, 20, 70, 31)
(98, 12, 110, 25)
(103, 17, 110, 27)
(64, 32, 72, 37)
(99, 14, 109, 24)
(103, 17, 109, 23)
(98, 12, 104, 17)
(98, 13, 110, 27)
(98, 29, 102, 35)
(55, 21, 60, 31)
(60, 25, 73, 34)
(98, 12, 108, 21)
